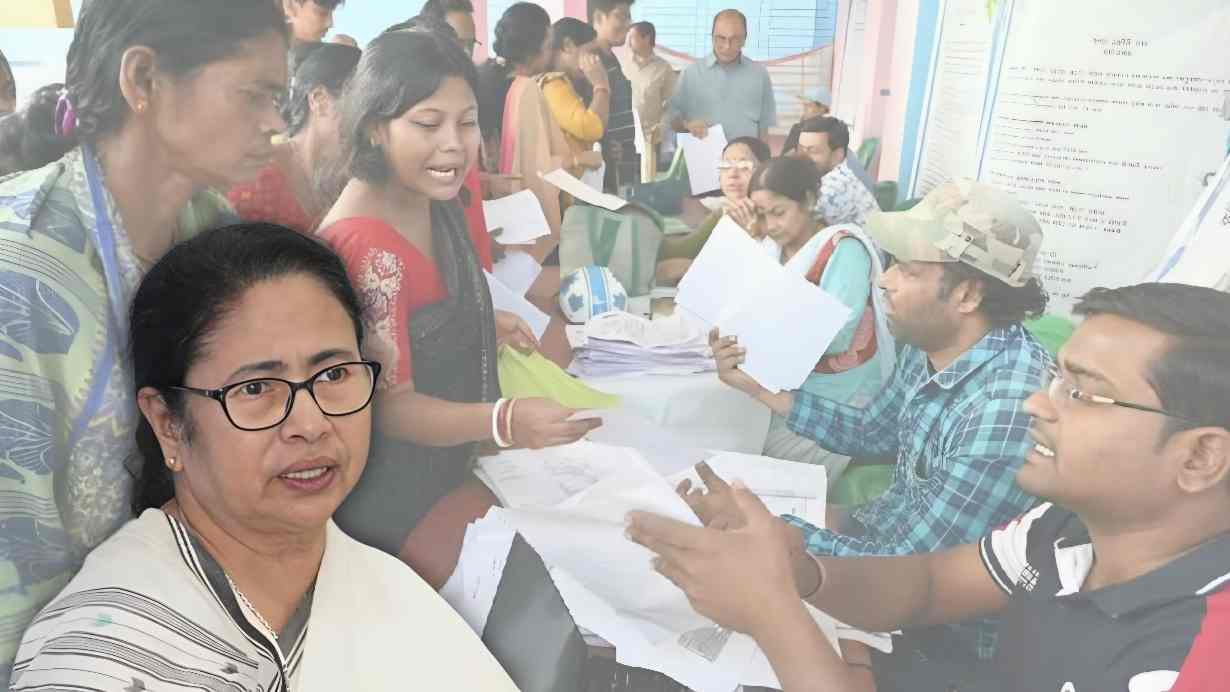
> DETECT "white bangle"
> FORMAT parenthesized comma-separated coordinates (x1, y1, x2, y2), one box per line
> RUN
(491, 398, 511, 448)
(504, 398, 519, 447)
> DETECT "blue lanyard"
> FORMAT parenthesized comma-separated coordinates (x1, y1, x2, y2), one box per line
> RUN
(67, 146, 127, 451)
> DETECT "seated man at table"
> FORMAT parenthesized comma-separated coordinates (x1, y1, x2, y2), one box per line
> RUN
(705, 180, 1052, 682)
(631, 282, 1230, 692)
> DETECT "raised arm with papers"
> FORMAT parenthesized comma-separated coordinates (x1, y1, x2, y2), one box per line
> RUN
(675, 217, 854, 393)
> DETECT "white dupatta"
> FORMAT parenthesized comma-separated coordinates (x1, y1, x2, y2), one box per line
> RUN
(781, 224, 896, 383)
(11, 510, 517, 692)
(297, 522, 518, 690)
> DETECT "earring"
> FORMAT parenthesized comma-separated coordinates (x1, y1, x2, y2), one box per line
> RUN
(165, 457, 179, 471)
(135, 102, 147, 114)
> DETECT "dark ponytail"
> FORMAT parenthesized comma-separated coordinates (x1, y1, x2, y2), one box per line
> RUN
(0, 84, 67, 177)
(283, 41, 361, 137)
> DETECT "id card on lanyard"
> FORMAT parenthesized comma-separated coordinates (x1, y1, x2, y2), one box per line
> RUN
(67, 146, 130, 451)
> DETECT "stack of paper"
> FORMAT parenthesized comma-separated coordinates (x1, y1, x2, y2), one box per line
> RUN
(675, 218, 854, 393)
(567, 311, 715, 378)
(475, 440, 647, 509)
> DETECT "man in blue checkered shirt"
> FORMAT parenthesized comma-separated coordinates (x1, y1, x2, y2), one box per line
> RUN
(703, 180, 1053, 686)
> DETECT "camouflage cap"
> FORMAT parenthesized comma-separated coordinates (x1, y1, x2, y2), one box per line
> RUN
(865, 180, 1043, 287)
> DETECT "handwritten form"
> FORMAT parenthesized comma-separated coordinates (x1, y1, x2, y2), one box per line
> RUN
(677, 125, 728, 195)
(675, 218, 853, 392)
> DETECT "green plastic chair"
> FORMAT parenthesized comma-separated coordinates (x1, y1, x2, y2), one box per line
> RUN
(628, 148, 690, 215)
(873, 180, 898, 211)
(856, 138, 880, 170)
(830, 464, 894, 507)
(1024, 314, 1076, 358)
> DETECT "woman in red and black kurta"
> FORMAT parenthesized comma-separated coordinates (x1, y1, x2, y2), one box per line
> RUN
(315, 31, 598, 560)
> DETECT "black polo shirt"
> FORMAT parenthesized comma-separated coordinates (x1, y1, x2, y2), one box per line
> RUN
(978, 503, 1230, 692)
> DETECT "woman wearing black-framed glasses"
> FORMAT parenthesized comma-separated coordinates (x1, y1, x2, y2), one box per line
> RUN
(9, 223, 518, 691)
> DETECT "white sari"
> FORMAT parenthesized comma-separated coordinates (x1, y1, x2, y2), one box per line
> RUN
(11, 510, 518, 691)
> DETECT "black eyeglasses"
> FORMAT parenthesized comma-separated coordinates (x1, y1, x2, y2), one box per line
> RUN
(1042, 365, 1196, 423)
(173, 361, 381, 432)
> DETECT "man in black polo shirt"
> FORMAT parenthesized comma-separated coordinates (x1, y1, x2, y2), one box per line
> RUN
(628, 282, 1230, 692)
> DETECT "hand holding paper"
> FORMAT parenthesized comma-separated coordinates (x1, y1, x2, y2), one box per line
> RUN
(675, 218, 852, 392)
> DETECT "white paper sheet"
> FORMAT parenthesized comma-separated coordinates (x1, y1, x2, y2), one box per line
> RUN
(676, 218, 853, 392)
(495, 461, 713, 643)
(719, 269, 852, 393)
(484, 270, 550, 340)
(474, 440, 648, 509)
(580, 143, 607, 191)
(491, 250, 543, 297)
(669, 452, 828, 529)
(438, 511, 516, 637)
(482, 189, 552, 245)
(677, 125, 728, 195)
(541, 168, 627, 211)
(675, 217, 763, 325)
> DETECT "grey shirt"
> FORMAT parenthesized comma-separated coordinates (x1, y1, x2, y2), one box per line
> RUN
(668, 54, 777, 140)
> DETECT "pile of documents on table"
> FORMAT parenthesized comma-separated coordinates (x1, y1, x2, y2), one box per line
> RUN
(443, 440, 893, 692)
(567, 310, 715, 378)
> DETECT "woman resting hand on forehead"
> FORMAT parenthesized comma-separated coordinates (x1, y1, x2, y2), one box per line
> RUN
(9, 224, 517, 691)
(315, 30, 599, 568)
(655, 136, 775, 285)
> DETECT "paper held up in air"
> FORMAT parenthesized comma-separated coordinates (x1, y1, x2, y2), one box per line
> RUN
(675, 217, 853, 393)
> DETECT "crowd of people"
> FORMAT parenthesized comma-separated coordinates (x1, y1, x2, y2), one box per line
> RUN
(0, 1, 1227, 691)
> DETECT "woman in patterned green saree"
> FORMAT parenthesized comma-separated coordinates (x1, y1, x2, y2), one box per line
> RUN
(0, 0, 290, 683)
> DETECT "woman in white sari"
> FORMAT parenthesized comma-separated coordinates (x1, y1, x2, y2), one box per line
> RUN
(748, 157, 896, 483)
(9, 223, 517, 691)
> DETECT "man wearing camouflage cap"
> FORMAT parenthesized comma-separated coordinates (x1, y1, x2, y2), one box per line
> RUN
(704, 180, 1053, 687)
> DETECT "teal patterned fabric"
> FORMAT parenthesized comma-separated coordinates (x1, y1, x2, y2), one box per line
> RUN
(0, 148, 233, 685)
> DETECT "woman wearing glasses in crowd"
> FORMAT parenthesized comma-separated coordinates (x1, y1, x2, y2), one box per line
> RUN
(0, 0, 289, 683)
(655, 136, 773, 285)
(229, 41, 361, 233)
(10, 224, 517, 691)
(315, 30, 598, 566)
